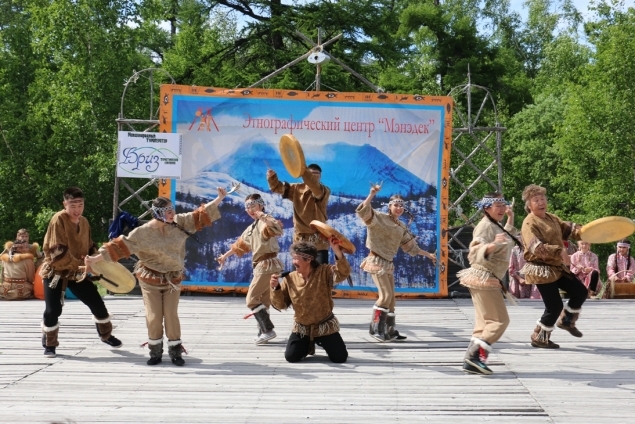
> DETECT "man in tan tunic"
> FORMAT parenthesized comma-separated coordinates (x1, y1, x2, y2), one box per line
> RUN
(520, 184, 587, 349)
(267, 164, 330, 264)
(269, 239, 350, 363)
(40, 187, 122, 358)
(218, 193, 284, 345)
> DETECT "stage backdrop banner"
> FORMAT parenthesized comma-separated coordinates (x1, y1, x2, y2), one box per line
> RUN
(117, 131, 183, 179)
(159, 85, 453, 298)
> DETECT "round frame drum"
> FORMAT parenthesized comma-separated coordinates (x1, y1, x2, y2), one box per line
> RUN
(580, 216, 635, 244)
(89, 261, 136, 294)
(279, 134, 306, 178)
(310, 220, 356, 254)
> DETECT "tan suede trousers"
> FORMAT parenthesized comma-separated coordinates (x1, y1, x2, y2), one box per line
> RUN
(140, 281, 181, 341)
(469, 287, 510, 345)
(371, 272, 396, 312)
(246, 272, 274, 309)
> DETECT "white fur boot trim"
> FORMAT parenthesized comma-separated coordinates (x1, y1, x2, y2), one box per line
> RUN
(148, 338, 163, 346)
(41, 321, 60, 333)
(471, 337, 492, 352)
(167, 339, 182, 347)
(373, 305, 389, 312)
(251, 304, 266, 313)
(536, 320, 554, 332)
(387, 312, 396, 317)
(93, 315, 112, 324)
(564, 303, 582, 314)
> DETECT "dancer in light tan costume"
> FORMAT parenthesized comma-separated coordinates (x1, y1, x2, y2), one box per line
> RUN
(0, 229, 44, 300)
(267, 164, 330, 263)
(356, 186, 435, 342)
(218, 193, 283, 344)
(456, 193, 518, 375)
(86, 188, 226, 366)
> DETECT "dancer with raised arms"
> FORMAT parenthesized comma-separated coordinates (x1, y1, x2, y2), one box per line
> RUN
(86, 188, 227, 366)
(217, 193, 284, 345)
(356, 184, 436, 342)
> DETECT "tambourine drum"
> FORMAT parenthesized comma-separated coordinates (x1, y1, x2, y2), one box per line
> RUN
(89, 261, 136, 294)
(310, 220, 356, 255)
(279, 134, 306, 178)
(580, 216, 635, 244)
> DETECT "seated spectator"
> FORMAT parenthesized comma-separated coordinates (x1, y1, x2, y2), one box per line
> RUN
(570, 241, 601, 297)
(508, 245, 541, 299)
(607, 239, 634, 283)
(0, 229, 43, 300)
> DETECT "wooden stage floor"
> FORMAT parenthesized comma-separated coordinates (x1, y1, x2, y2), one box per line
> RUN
(1, 295, 634, 423)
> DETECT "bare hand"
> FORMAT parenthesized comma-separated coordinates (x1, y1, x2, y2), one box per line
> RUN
(561, 250, 571, 266)
(266, 169, 276, 178)
(584, 267, 593, 273)
(217, 187, 227, 200)
(217, 255, 227, 268)
(505, 205, 514, 218)
(270, 274, 280, 289)
(329, 236, 342, 249)
(421, 250, 436, 264)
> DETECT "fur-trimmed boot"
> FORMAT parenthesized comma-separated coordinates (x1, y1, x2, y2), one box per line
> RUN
(146, 339, 163, 366)
(463, 337, 493, 375)
(94, 315, 123, 348)
(531, 321, 560, 349)
(556, 304, 583, 338)
(369, 306, 390, 342)
(41, 322, 60, 358)
(167, 340, 185, 366)
(252, 304, 276, 345)
(386, 312, 406, 341)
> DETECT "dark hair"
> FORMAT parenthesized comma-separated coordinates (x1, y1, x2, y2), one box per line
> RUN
(307, 164, 322, 172)
(615, 239, 632, 275)
(16, 228, 29, 237)
(245, 193, 266, 213)
(483, 191, 503, 199)
(63, 187, 84, 201)
(152, 196, 172, 208)
(290, 241, 320, 268)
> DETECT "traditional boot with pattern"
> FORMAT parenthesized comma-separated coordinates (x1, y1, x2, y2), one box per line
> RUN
(386, 312, 406, 341)
(146, 339, 163, 366)
(94, 315, 123, 348)
(168, 340, 185, 366)
(252, 304, 276, 345)
(463, 337, 493, 375)
(41, 322, 60, 358)
(531, 321, 560, 348)
(369, 306, 391, 342)
(556, 304, 583, 338)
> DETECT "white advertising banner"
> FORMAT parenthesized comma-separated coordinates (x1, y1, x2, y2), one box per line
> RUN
(117, 131, 183, 179)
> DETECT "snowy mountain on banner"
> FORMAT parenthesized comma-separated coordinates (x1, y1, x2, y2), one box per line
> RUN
(201, 140, 432, 198)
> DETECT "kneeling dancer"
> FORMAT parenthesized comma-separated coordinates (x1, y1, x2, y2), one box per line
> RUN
(457, 193, 518, 375)
(356, 186, 435, 342)
(520, 184, 587, 348)
(40, 187, 122, 357)
(270, 239, 350, 363)
(86, 188, 226, 366)
(218, 193, 283, 344)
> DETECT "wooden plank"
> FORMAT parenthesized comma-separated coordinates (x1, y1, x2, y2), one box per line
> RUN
(1, 296, 634, 422)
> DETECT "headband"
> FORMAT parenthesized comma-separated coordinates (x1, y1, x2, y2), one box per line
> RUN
(152, 204, 174, 218)
(291, 251, 316, 261)
(474, 197, 509, 210)
(245, 198, 265, 209)
(388, 199, 405, 207)
(617, 242, 630, 248)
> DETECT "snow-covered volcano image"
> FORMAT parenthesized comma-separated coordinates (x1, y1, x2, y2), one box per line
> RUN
(176, 141, 438, 291)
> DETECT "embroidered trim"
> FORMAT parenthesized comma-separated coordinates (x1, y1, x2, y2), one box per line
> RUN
(360, 254, 394, 276)
(520, 263, 555, 279)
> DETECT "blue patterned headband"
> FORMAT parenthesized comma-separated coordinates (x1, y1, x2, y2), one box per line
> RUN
(245, 198, 265, 209)
(474, 197, 509, 210)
